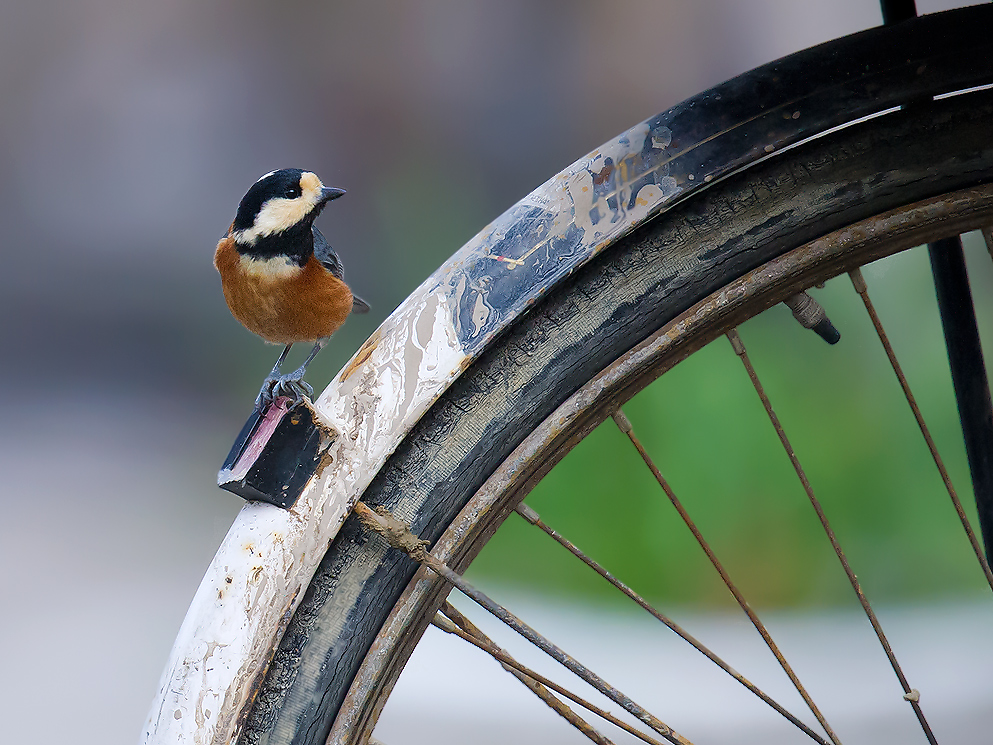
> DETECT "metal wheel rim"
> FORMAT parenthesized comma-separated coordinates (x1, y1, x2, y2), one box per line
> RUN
(331, 184, 993, 743)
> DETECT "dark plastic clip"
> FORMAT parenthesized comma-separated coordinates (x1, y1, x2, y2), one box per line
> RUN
(217, 398, 335, 509)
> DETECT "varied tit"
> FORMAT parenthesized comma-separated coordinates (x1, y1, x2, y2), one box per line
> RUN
(214, 168, 369, 410)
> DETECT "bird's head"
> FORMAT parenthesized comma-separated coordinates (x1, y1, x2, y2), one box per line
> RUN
(230, 168, 345, 249)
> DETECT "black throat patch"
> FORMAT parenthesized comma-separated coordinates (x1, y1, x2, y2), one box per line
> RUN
(236, 219, 315, 265)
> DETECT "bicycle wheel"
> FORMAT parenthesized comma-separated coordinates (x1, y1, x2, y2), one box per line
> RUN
(142, 7, 993, 745)
(240, 75, 993, 745)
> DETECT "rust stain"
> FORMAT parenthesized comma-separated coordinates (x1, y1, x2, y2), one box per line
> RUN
(231, 586, 301, 737)
(313, 446, 336, 480)
(340, 328, 382, 381)
(301, 397, 337, 438)
(592, 161, 615, 186)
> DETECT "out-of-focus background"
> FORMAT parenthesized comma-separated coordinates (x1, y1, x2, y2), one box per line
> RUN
(1, 1, 990, 743)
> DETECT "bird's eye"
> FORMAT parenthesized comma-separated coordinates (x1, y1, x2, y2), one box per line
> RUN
(284, 186, 301, 199)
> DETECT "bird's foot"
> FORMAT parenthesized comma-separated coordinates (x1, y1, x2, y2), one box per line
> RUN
(255, 373, 314, 412)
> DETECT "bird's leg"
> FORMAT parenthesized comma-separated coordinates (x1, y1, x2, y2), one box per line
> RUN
(255, 344, 293, 410)
(266, 338, 329, 409)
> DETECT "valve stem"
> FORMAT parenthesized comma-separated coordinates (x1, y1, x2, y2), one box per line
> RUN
(785, 291, 840, 344)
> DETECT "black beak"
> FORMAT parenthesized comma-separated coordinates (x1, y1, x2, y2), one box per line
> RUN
(320, 186, 346, 204)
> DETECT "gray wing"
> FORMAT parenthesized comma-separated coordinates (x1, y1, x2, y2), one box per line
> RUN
(313, 225, 344, 280)
(313, 225, 370, 314)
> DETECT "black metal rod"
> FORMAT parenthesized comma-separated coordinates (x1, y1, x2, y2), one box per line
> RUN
(928, 237, 993, 565)
(880, 0, 917, 25)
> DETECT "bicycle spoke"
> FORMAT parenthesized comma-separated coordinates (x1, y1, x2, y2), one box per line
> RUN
(353, 501, 693, 745)
(850, 267, 993, 591)
(727, 328, 939, 745)
(611, 409, 842, 745)
(514, 501, 831, 744)
(436, 603, 617, 745)
(434, 601, 662, 745)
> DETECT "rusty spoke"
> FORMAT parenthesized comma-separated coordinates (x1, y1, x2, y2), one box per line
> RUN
(850, 268, 993, 591)
(727, 328, 939, 745)
(514, 501, 831, 744)
(353, 501, 693, 745)
(612, 409, 842, 745)
(436, 602, 618, 745)
(434, 601, 668, 745)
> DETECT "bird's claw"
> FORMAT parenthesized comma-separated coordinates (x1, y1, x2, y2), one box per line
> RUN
(255, 374, 314, 412)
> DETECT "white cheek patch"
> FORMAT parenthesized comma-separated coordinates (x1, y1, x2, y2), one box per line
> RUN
(256, 196, 315, 235)
(299, 171, 322, 200)
(238, 254, 304, 281)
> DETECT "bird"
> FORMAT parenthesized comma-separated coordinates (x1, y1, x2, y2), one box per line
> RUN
(214, 168, 369, 410)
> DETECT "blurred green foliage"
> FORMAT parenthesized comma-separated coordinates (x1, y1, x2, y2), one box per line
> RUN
(468, 233, 993, 609)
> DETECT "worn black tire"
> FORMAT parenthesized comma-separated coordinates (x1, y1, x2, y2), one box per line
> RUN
(238, 89, 993, 745)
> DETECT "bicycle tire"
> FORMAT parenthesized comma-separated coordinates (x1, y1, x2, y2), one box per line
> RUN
(239, 89, 993, 744)
(141, 7, 993, 745)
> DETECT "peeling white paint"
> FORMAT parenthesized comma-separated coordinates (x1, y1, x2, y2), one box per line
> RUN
(142, 113, 682, 745)
(141, 289, 468, 745)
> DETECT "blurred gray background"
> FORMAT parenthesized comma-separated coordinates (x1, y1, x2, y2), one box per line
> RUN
(0, 1, 982, 744)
